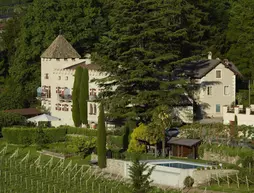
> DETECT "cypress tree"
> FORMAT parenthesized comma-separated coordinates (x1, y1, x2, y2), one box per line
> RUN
(122, 124, 130, 150)
(72, 66, 83, 127)
(97, 103, 106, 168)
(79, 68, 89, 125)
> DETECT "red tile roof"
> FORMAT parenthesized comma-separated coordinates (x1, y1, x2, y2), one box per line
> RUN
(4, 108, 42, 116)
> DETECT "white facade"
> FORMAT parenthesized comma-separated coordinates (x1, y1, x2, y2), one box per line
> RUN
(40, 36, 106, 127)
(223, 105, 254, 126)
(195, 62, 236, 118)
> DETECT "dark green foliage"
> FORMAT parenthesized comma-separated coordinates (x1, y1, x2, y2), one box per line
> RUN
(0, 0, 106, 110)
(97, 103, 106, 168)
(72, 66, 83, 127)
(79, 68, 89, 125)
(129, 156, 155, 193)
(184, 176, 194, 188)
(0, 111, 26, 128)
(2, 127, 66, 144)
(206, 0, 232, 57)
(94, 0, 208, 123)
(226, 0, 254, 79)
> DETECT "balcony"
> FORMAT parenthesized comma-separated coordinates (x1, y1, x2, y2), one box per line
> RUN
(36, 92, 49, 101)
(58, 94, 72, 102)
(37, 86, 51, 101)
(88, 95, 97, 101)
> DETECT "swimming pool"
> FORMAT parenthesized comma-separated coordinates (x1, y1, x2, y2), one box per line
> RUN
(150, 160, 209, 169)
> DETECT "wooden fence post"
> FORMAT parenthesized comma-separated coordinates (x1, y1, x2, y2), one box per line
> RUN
(246, 176, 249, 191)
(236, 173, 240, 188)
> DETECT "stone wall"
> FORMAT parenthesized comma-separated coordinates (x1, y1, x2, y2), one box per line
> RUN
(103, 159, 130, 177)
(202, 150, 240, 165)
(40, 150, 74, 159)
(193, 169, 238, 187)
(91, 153, 129, 177)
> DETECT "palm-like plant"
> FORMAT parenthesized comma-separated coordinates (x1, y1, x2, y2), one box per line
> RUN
(129, 156, 155, 193)
(150, 105, 172, 157)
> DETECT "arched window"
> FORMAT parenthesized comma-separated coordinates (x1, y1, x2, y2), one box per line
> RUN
(93, 104, 97, 115)
(89, 104, 93, 115)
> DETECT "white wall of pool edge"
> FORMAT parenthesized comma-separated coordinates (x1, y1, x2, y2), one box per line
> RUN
(124, 160, 208, 188)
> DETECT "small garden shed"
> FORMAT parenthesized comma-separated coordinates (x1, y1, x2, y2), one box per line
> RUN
(169, 138, 202, 159)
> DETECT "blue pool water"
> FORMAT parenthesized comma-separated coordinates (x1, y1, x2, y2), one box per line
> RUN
(157, 162, 202, 169)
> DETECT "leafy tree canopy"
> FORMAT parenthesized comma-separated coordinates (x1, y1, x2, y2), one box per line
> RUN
(94, 0, 209, 123)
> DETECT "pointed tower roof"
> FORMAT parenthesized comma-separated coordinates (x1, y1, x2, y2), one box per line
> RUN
(41, 35, 81, 59)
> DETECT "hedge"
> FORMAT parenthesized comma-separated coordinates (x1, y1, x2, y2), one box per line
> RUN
(65, 126, 97, 136)
(61, 125, 124, 136)
(2, 127, 66, 145)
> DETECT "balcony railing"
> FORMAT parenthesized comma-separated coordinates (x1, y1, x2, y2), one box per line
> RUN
(58, 94, 72, 102)
(89, 95, 97, 101)
(36, 92, 49, 101)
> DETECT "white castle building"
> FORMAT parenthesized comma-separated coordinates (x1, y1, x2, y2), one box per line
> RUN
(38, 35, 106, 127)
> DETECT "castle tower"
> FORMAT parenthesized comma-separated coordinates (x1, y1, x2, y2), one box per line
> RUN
(39, 35, 86, 125)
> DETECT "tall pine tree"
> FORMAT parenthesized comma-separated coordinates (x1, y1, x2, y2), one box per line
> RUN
(72, 66, 83, 127)
(97, 103, 106, 168)
(94, 0, 204, 123)
(226, 0, 254, 79)
(79, 68, 89, 125)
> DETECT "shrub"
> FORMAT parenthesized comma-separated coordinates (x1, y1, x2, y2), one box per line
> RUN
(107, 128, 125, 136)
(129, 156, 155, 193)
(67, 135, 96, 155)
(36, 128, 49, 149)
(2, 127, 66, 144)
(183, 176, 194, 188)
(107, 135, 123, 148)
(0, 111, 26, 128)
(128, 123, 151, 152)
(0, 111, 27, 137)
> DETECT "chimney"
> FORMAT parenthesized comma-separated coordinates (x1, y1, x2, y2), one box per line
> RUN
(208, 51, 212, 60)
(224, 59, 229, 66)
